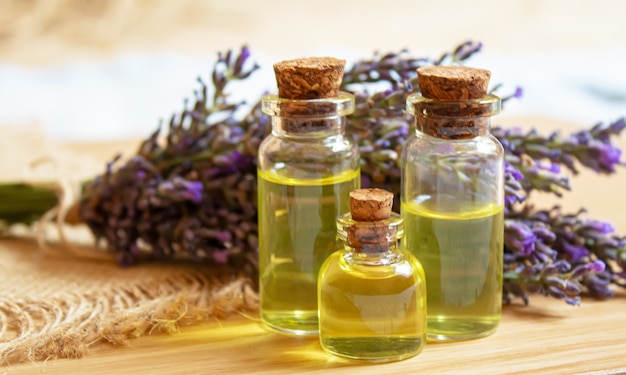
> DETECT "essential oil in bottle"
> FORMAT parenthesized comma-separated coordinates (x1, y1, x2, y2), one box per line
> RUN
(318, 188, 427, 362)
(257, 57, 360, 335)
(401, 66, 504, 341)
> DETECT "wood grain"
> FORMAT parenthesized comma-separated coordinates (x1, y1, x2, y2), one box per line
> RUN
(4, 291, 626, 374)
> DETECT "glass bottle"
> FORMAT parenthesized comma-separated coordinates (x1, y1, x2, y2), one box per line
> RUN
(318, 188, 427, 362)
(257, 57, 360, 335)
(401, 66, 504, 341)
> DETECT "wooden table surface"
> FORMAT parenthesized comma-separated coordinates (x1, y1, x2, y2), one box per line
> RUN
(4, 117, 626, 375)
(5, 291, 626, 375)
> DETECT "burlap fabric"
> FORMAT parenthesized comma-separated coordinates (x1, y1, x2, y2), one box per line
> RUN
(0, 238, 258, 365)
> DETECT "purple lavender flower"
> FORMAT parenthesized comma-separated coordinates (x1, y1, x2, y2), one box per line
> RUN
(360, 174, 373, 189)
(564, 296, 581, 306)
(504, 194, 518, 206)
(494, 118, 625, 187)
(212, 249, 229, 264)
(525, 144, 562, 160)
(536, 160, 561, 174)
(520, 161, 570, 197)
(505, 220, 537, 255)
(532, 225, 557, 243)
(577, 220, 615, 236)
(452, 41, 483, 61)
(584, 272, 614, 298)
(157, 177, 203, 203)
(547, 285, 567, 299)
(213, 150, 254, 171)
(564, 280, 582, 295)
(542, 260, 571, 275)
(505, 162, 524, 181)
(129, 243, 140, 255)
(214, 230, 233, 244)
(589, 259, 606, 272)
(596, 143, 622, 172)
(558, 241, 590, 263)
(572, 140, 623, 173)
(492, 85, 524, 105)
(593, 118, 626, 143)
(570, 259, 607, 278)
(234, 45, 251, 75)
(504, 162, 526, 208)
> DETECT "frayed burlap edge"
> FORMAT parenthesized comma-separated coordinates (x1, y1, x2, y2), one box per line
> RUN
(0, 266, 259, 365)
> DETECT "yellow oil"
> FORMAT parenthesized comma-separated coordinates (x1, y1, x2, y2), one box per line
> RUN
(257, 168, 359, 335)
(318, 251, 427, 361)
(401, 200, 503, 341)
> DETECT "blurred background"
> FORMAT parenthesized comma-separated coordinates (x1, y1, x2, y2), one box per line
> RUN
(0, 0, 625, 141)
(0, 0, 625, 227)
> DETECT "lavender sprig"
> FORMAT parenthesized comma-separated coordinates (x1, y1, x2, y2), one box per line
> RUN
(494, 118, 626, 211)
(341, 51, 431, 91)
(341, 40, 483, 91)
(80, 46, 263, 273)
(494, 119, 625, 177)
(503, 204, 622, 305)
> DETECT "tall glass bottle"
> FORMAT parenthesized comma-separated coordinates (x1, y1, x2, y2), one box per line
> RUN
(318, 188, 427, 362)
(257, 57, 360, 335)
(401, 66, 504, 341)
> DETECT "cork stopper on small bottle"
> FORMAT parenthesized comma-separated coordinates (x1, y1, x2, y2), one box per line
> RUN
(346, 189, 395, 251)
(273, 57, 345, 99)
(417, 66, 490, 101)
(349, 188, 393, 222)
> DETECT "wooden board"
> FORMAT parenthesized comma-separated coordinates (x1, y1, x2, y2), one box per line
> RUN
(5, 291, 626, 374)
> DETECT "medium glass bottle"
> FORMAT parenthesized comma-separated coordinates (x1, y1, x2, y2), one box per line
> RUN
(401, 66, 504, 341)
(257, 57, 360, 335)
(318, 188, 427, 362)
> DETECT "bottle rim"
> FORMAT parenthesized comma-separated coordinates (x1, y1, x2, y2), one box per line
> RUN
(262, 91, 355, 119)
(406, 93, 501, 118)
(336, 212, 404, 243)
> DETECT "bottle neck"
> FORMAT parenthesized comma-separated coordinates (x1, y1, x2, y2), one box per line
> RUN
(271, 117, 345, 138)
(336, 212, 404, 255)
(342, 245, 402, 266)
(414, 117, 492, 139)
(347, 241, 400, 256)
(262, 92, 354, 139)
(407, 93, 501, 140)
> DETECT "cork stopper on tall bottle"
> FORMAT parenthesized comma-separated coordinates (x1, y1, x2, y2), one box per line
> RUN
(416, 66, 491, 101)
(412, 66, 497, 140)
(273, 57, 345, 99)
(346, 188, 395, 250)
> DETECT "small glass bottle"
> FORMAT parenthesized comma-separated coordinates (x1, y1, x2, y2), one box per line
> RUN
(318, 188, 427, 362)
(257, 57, 360, 335)
(401, 66, 504, 341)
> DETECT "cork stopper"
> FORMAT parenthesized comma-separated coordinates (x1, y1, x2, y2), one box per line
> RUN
(345, 189, 397, 252)
(273, 57, 345, 99)
(349, 188, 393, 222)
(417, 66, 491, 101)
(410, 66, 499, 140)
